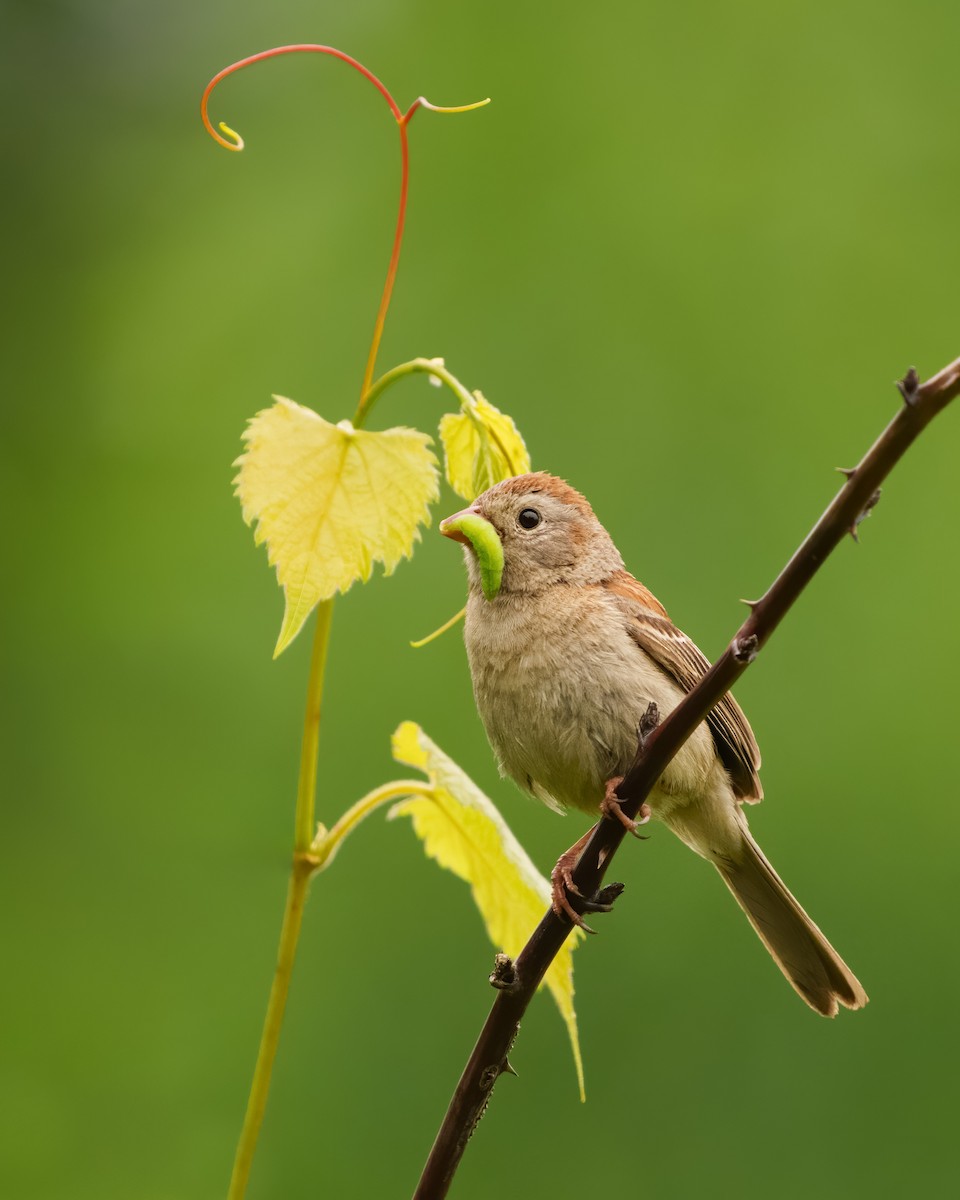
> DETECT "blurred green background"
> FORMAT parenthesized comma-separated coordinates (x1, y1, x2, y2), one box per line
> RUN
(4, 1, 959, 1196)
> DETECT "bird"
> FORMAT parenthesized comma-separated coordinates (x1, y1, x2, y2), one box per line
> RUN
(440, 470, 867, 1017)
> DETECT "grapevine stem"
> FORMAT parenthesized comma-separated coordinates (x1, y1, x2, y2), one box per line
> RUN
(226, 599, 334, 1200)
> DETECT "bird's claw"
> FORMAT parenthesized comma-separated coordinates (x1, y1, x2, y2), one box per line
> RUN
(550, 856, 597, 933)
(601, 776, 650, 838)
(550, 846, 625, 932)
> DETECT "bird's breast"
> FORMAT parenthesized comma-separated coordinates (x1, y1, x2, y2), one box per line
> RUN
(463, 586, 716, 815)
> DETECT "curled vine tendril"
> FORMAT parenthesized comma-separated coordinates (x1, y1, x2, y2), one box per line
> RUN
(200, 44, 488, 405)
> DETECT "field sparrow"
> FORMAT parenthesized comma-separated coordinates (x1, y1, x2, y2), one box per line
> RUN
(441, 471, 866, 1017)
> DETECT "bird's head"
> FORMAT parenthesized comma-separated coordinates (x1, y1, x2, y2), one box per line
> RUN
(440, 472, 623, 598)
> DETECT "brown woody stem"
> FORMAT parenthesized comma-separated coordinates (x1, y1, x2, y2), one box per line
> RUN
(412, 354, 960, 1200)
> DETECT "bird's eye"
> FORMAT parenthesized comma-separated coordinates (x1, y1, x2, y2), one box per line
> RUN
(517, 508, 542, 530)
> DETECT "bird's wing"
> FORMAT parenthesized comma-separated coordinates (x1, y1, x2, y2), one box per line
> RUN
(602, 571, 763, 801)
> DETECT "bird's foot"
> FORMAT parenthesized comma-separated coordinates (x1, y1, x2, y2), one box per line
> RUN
(550, 852, 593, 933)
(601, 776, 650, 838)
(550, 831, 619, 934)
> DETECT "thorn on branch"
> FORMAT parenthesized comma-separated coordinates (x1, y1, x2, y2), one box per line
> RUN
(897, 367, 921, 406)
(489, 953, 518, 992)
(733, 633, 759, 663)
(594, 881, 625, 908)
(500, 1058, 519, 1078)
(739, 597, 761, 611)
(836, 466, 857, 479)
(849, 488, 882, 541)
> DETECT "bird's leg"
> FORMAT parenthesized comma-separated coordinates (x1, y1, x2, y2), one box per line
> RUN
(605, 703, 659, 837)
(553, 782, 648, 931)
(551, 829, 625, 932)
(551, 827, 593, 930)
(550, 825, 615, 934)
(601, 776, 650, 838)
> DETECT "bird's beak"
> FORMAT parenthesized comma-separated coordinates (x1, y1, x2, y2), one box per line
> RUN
(440, 506, 504, 601)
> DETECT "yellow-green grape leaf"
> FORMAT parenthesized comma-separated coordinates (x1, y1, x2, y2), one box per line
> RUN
(439, 391, 531, 500)
(235, 397, 439, 656)
(388, 721, 585, 1099)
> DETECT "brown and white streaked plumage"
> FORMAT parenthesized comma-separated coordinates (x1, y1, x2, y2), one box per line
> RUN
(441, 471, 867, 1018)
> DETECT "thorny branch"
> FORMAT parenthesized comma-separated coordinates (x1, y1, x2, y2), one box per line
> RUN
(412, 354, 960, 1200)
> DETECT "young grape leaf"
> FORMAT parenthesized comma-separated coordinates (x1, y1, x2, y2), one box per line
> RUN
(388, 721, 585, 1099)
(235, 397, 439, 655)
(439, 391, 531, 500)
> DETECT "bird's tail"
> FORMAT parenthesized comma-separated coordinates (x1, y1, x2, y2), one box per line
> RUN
(714, 813, 868, 1017)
